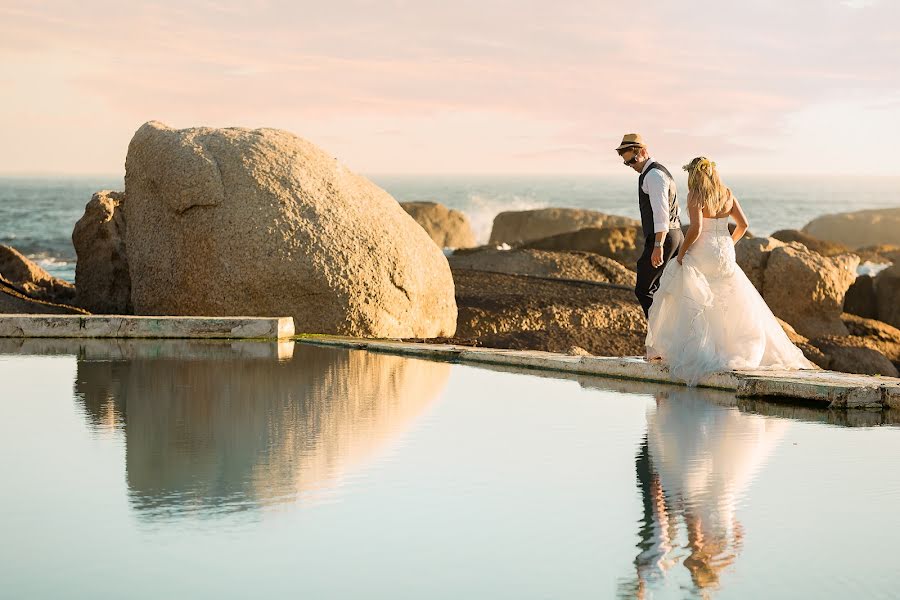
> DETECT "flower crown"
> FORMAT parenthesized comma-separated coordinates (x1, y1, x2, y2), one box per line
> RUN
(682, 156, 716, 173)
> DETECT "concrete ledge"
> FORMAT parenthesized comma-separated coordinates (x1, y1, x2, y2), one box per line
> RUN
(296, 335, 900, 409)
(0, 315, 295, 339)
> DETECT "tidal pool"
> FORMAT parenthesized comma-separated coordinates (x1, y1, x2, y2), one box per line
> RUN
(1, 339, 899, 599)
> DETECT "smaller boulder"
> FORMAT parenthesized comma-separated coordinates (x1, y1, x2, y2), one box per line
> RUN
(449, 248, 637, 286)
(400, 201, 477, 249)
(875, 263, 900, 329)
(0, 244, 75, 304)
(843, 275, 878, 319)
(802, 207, 900, 249)
(809, 335, 899, 377)
(734, 236, 785, 295)
(489, 208, 639, 245)
(771, 229, 852, 257)
(841, 313, 900, 367)
(1, 276, 87, 315)
(73, 190, 131, 314)
(522, 225, 644, 268)
(762, 243, 859, 339)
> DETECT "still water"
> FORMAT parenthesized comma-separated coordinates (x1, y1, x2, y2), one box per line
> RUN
(1, 340, 899, 599)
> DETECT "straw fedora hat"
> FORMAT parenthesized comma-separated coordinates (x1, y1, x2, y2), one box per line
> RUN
(615, 133, 646, 152)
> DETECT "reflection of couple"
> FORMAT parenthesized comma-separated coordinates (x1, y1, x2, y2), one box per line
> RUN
(621, 389, 789, 598)
(615, 134, 816, 384)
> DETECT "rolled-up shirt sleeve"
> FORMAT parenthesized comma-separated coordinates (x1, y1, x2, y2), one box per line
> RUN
(643, 170, 671, 234)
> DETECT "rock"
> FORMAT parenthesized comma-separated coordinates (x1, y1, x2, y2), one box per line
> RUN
(856, 244, 900, 265)
(1, 276, 87, 315)
(448, 248, 637, 286)
(124, 121, 456, 338)
(841, 313, 900, 367)
(844, 275, 878, 319)
(802, 207, 900, 249)
(809, 335, 899, 377)
(73, 190, 131, 314)
(762, 243, 859, 339)
(874, 263, 900, 329)
(451, 268, 647, 356)
(521, 225, 644, 268)
(771, 229, 852, 257)
(0, 244, 75, 304)
(488, 208, 639, 246)
(776, 317, 830, 369)
(400, 201, 476, 249)
(734, 236, 785, 294)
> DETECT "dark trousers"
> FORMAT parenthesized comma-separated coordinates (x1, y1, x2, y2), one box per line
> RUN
(635, 228, 684, 318)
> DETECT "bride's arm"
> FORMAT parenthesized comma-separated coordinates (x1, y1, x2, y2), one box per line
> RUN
(677, 192, 703, 264)
(728, 191, 749, 244)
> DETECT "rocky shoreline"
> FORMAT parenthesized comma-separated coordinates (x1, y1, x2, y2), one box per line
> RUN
(1, 122, 898, 378)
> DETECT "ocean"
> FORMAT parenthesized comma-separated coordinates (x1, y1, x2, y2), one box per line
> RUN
(2, 175, 898, 283)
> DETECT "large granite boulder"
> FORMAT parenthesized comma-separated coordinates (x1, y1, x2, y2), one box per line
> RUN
(73, 190, 131, 314)
(489, 208, 639, 245)
(874, 263, 900, 329)
(124, 121, 456, 337)
(802, 207, 900, 249)
(763, 243, 859, 339)
(451, 268, 646, 356)
(521, 225, 644, 268)
(400, 201, 476, 249)
(448, 248, 637, 286)
(771, 229, 852, 257)
(0, 244, 75, 304)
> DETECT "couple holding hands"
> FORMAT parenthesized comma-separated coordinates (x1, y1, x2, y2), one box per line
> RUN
(614, 133, 816, 384)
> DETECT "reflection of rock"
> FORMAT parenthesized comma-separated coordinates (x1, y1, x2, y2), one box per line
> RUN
(802, 207, 900, 249)
(489, 208, 639, 245)
(124, 121, 456, 338)
(74, 341, 450, 517)
(400, 201, 476, 248)
(73, 190, 131, 313)
(0, 244, 76, 305)
(448, 248, 636, 286)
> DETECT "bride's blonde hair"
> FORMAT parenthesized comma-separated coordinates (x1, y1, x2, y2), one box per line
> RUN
(683, 157, 731, 214)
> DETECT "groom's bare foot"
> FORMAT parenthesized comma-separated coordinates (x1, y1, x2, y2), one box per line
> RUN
(645, 355, 664, 362)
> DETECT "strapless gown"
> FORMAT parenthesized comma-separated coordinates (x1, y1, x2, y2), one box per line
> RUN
(646, 217, 817, 385)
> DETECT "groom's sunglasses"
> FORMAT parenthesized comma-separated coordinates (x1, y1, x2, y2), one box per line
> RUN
(622, 154, 639, 166)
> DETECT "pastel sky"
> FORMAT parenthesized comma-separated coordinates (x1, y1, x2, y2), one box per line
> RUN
(1, 0, 898, 175)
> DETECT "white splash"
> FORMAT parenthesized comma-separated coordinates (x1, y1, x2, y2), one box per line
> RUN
(465, 194, 548, 244)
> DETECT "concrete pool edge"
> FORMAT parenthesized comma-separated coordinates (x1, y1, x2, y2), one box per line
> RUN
(0, 314, 296, 339)
(295, 335, 900, 409)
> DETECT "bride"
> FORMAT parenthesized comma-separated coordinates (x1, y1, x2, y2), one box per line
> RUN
(645, 157, 817, 385)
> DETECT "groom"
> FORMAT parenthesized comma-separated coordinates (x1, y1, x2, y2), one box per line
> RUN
(615, 134, 684, 317)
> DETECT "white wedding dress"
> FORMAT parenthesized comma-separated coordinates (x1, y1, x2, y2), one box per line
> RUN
(646, 216, 817, 385)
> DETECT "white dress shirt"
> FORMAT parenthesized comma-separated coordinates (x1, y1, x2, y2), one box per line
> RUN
(641, 158, 674, 234)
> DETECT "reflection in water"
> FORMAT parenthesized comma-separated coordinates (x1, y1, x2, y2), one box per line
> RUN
(73, 341, 450, 519)
(620, 387, 789, 599)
